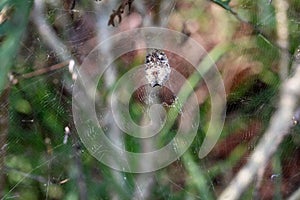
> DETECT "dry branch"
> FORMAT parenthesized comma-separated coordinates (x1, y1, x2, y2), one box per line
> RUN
(218, 56, 300, 199)
(210, 0, 291, 57)
(288, 186, 300, 200)
(31, 1, 86, 198)
(108, 0, 134, 26)
(274, 0, 289, 80)
(31, 0, 78, 63)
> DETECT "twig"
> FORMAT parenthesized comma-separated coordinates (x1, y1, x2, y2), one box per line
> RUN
(67, 123, 88, 200)
(288, 185, 300, 200)
(132, 173, 155, 200)
(72, 142, 88, 200)
(210, 0, 292, 57)
(3, 166, 48, 184)
(107, 0, 134, 26)
(31, 0, 85, 198)
(9, 60, 76, 85)
(132, 114, 156, 200)
(0, 87, 10, 197)
(19, 61, 70, 79)
(31, 0, 78, 64)
(12, 60, 77, 82)
(252, 167, 266, 200)
(95, 1, 129, 199)
(31, 0, 79, 82)
(218, 56, 300, 199)
(274, 0, 290, 79)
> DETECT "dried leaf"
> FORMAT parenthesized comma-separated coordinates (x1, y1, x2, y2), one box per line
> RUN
(108, 0, 134, 27)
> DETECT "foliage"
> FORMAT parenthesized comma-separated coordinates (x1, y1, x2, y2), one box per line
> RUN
(1, 0, 300, 199)
(0, 0, 33, 93)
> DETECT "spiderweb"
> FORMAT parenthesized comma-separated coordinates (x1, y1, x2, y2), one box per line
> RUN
(2, 0, 300, 199)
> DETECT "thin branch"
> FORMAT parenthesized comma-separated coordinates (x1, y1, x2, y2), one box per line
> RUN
(210, 0, 292, 57)
(19, 61, 70, 79)
(4, 166, 48, 184)
(95, 1, 129, 199)
(252, 167, 266, 200)
(9, 60, 76, 85)
(274, 0, 290, 79)
(108, 0, 134, 26)
(288, 185, 300, 200)
(218, 56, 300, 199)
(31, 1, 85, 198)
(31, 0, 78, 65)
(132, 173, 155, 200)
(215, 2, 294, 198)
(0, 87, 10, 197)
(132, 114, 156, 200)
(254, 0, 290, 188)
(71, 138, 88, 200)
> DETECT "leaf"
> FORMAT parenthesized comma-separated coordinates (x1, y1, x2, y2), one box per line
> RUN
(0, 0, 33, 94)
(212, 0, 231, 10)
(108, 0, 134, 26)
(160, 43, 232, 137)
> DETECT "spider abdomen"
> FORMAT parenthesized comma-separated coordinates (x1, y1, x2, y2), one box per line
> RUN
(144, 49, 171, 87)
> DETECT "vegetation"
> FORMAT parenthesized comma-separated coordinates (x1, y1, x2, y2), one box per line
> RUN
(0, 0, 300, 199)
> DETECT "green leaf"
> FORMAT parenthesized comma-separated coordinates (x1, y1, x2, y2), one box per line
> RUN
(160, 43, 232, 137)
(0, 0, 33, 93)
(212, 0, 231, 10)
(183, 152, 215, 200)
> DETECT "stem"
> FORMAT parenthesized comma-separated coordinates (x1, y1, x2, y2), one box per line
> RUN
(0, 87, 10, 197)
(218, 59, 300, 200)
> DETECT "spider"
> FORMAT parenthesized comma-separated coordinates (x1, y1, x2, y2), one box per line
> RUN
(144, 49, 171, 87)
(142, 49, 180, 108)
